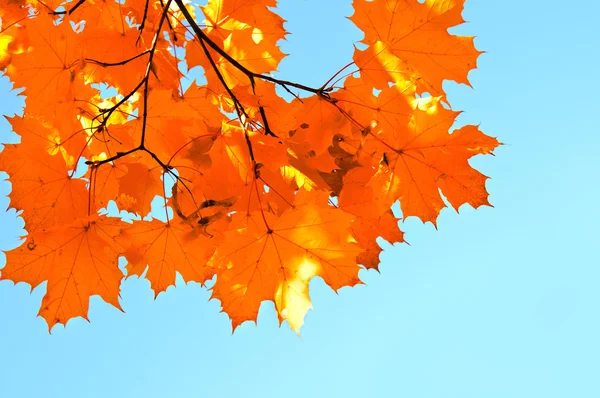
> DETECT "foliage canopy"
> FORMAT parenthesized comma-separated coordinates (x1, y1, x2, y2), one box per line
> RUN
(0, 0, 498, 333)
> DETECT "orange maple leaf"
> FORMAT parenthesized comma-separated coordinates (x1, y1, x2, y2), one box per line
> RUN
(210, 189, 362, 332)
(5, 13, 94, 121)
(1, 217, 127, 329)
(350, 0, 481, 95)
(367, 97, 500, 224)
(0, 117, 90, 233)
(123, 219, 220, 295)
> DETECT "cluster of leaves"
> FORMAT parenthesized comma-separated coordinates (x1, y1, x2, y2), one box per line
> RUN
(0, 0, 499, 333)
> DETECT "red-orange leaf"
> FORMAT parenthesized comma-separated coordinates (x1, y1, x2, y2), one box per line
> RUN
(123, 219, 221, 295)
(0, 118, 89, 232)
(339, 166, 404, 270)
(0, 217, 127, 330)
(210, 190, 362, 332)
(350, 0, 481, 95)
(5, 14, 94, 121)
(116, 160, 165, 216)
(367, 97, 500, 224)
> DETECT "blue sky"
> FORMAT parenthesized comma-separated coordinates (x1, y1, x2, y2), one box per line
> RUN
(1, 0, 599, 397)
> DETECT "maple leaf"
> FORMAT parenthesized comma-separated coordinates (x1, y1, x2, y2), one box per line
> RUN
(0, 217, 127, 329)
(115, 159, 164, 216)
(5, 13, 95, 121)
(366, 97, 500, 224)
(0, 117, 90, 233)
(339, 166, 404, 270)
(350, 0, 482, 95)
(210, 189, 362, 332)
(123, 218, 221, 295)
(0, 0, 498, 333)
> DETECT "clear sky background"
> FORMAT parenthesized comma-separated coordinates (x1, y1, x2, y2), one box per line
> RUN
(1, 1, 599, 397)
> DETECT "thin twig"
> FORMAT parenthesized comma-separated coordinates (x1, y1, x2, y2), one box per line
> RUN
(85, 51, 151, 68)
(139, 0, 173, 148)
(51, 0, 87, 15)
